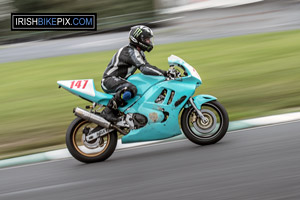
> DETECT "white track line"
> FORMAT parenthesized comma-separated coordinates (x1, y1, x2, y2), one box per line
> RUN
(1, 120, 299, 171)
(0, 180, 94, 197)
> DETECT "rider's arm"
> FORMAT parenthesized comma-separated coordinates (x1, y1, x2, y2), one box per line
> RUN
(140, 62, 167, 76)
(128, 48, 167, 76)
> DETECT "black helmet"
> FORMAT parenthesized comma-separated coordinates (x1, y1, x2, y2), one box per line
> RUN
(129, 25, 154, 52)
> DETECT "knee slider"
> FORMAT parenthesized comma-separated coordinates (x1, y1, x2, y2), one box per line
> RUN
(116, 84, 137, 101)
(121, 91, 132, 101)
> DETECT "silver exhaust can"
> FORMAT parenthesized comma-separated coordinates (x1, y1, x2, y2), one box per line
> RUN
(74, 107, 111, 128)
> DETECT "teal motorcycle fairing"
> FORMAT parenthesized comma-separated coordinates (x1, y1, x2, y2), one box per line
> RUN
(57, 55, 217, 143)
(192, 95, 217, 110)
(121, 76, 197, 143)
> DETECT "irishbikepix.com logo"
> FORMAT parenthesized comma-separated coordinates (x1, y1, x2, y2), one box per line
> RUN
(11, 13, 97, 31)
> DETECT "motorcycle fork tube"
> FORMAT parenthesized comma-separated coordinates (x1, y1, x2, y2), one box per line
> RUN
(188, 98, 208, 123)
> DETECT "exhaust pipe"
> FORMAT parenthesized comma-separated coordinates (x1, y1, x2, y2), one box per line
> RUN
(73, 107, 127, 135)
(74, 107, 111, 128)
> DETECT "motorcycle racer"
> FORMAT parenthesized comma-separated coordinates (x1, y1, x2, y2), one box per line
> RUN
(58, 53, 229, 163)
(100, 25, 167, 122)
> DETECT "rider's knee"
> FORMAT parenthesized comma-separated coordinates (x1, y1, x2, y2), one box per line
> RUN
(127, 85, 137, 97)
(115, 84, 137, 102)
(121, 85, 137, 101)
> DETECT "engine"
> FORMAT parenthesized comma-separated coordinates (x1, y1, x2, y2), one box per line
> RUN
(125, 113, 148, 129)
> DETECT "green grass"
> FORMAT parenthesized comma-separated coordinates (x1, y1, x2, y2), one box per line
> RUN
(1, 30, 300, 159)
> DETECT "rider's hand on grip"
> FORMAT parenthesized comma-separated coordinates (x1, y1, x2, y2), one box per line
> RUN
(167, 67, 178, 79)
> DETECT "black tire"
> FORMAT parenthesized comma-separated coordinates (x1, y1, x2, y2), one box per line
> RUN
(181, 100, 229, 145)
(66, 117, 118, 163)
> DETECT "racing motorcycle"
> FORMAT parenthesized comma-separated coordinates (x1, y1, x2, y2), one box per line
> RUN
(57, 55, 229, 163)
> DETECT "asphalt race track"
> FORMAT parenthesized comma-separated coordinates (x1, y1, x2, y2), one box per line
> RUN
(0, 121, 299, 200)
(1, 0, 300, 63)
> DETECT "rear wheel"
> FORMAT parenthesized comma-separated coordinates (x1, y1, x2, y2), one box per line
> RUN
(181, 100, 229, 145)
(66, 117, 118, 163)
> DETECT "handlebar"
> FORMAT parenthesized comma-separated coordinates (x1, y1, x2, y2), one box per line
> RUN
(166, 66, 182, 80)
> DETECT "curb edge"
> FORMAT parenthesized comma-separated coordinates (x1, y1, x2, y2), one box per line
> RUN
(1, 111, 300, 169)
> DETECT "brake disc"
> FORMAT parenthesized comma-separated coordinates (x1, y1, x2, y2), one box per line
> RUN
(192, 109, 217, 134)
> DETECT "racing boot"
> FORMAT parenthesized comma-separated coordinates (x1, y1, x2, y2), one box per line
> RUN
(100, 99, 119, 123)
(100, 89, 130, 123)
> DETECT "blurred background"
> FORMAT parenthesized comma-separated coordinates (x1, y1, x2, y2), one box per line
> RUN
(0, 0, 300, 159)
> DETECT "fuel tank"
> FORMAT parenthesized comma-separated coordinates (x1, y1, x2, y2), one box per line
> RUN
(127, 74, 165, 95)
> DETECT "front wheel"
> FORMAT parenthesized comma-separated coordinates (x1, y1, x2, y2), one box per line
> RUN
(181, 100, 229, 145)
(66, 117, 118, 163)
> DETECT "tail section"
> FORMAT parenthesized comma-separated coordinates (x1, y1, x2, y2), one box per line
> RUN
(57, 79, 95, 97)
(57, 79, 112, 105)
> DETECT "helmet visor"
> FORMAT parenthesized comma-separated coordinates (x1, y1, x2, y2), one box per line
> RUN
(145, 37, 154, 45)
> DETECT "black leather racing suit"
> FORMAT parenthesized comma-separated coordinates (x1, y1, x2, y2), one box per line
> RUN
(101, 44, 167, 107)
